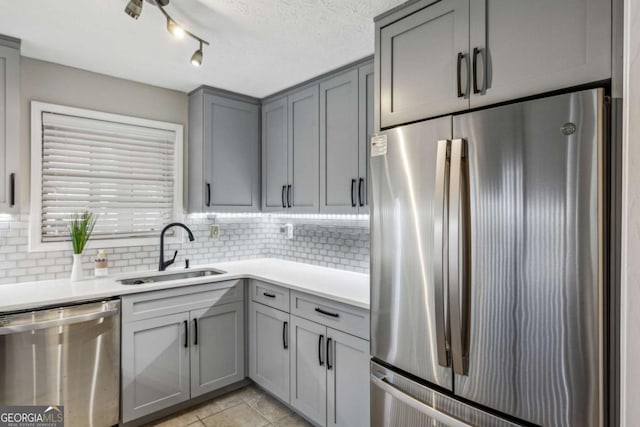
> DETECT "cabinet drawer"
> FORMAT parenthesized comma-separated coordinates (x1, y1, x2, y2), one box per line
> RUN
(290, 291, 369, 340)
(122, 280, 244, 322)
(250, 280, 290, 312)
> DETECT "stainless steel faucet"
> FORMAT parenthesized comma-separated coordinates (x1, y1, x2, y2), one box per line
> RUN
(159, 222, 195, 271)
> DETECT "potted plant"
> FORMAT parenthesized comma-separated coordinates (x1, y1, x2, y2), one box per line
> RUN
(68, 211, 97, 281)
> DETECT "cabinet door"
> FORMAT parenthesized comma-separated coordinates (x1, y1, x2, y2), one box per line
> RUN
(190, 301, 245, 398)
(121, 312, 190, 423)
(378, 0, 469, 128)
(320, 70, 359, 213)
(249, 302, 290, 403)
(0, 45, 19, 212)
(326, 329, 370, 427)
(358, 63, 374, 214)
(469, 0, 611, 108)
(288, 85, 320, 212)
(204, 94, 260, 211)
(262, 97, 289, 212)
(290, 315, 327, 426)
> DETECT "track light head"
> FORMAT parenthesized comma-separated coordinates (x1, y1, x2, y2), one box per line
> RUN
(167, 18, 185, 39)
(191, 44, 203, 67)
(125, 0, 143, 19)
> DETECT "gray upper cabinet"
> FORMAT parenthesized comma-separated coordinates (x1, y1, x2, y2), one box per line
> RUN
(358, 63, 374, 214)
(288, 86, 320, 212)
(189, 89, 260, 212)
(377, 0, 470, 129)
(468, 0, 611, 108)
(320, 70, 359, 213)
(376, 0, 612, 128)
(0, 41, 20, 212)
(262, 97, 289, 211)
(190, 302, 244, 398)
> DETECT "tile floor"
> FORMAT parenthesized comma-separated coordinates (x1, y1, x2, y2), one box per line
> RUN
(144, 385, 312, 427)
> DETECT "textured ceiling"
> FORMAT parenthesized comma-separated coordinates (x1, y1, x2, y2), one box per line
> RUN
(0, 0, 405, 97)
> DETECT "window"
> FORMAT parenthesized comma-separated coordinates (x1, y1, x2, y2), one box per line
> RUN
(30, 101, 183, 251)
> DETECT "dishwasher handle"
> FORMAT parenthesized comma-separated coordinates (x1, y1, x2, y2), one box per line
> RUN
(0, 307, 119, 335)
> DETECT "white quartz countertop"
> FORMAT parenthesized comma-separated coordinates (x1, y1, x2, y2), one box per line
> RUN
(0, 258, 370, 313)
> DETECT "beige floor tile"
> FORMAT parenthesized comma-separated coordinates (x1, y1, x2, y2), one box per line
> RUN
(146, 408, 200, 427)
(270, 413, 312, 427)
(185, 422, 206, 427)
(194, 391, 244, 419)
(235, 385, 266, 407)
(201, 402, 270, 427)
(246, 392, 293, 423)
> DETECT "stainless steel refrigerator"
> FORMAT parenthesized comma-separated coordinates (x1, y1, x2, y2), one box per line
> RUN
(370, 88, 604, 427)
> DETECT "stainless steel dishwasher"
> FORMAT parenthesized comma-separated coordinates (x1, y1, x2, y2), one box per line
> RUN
(0, 299, 120, 427)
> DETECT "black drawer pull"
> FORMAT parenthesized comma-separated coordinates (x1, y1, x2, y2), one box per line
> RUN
(457, 52, 465, 98)
(183, 320, 188, 348)
(318, 334, 324, 366)
(472, 47, 482, 94)
(282, 185, 286, 208)
(263, 292, 276, 298)
(327, 338, 333, 370)
(205, 182, 211, 207)
(283, 321, 288, 349)
(315, 307, 339, 318)
(193, 318, 198, 346)
(358, 177, 364, 207)
(9, 173, 15, 207)
(351, 179, 356, 207)
(287, 185, 292, 208)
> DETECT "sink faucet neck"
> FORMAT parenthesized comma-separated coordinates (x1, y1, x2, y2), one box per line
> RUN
(159, 222, 195, 271)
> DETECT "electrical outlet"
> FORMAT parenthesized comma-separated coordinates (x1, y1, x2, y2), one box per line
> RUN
(210, 224, 220, 239)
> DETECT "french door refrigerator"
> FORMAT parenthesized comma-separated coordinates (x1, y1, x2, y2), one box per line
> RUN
(370, 88, 604, 427)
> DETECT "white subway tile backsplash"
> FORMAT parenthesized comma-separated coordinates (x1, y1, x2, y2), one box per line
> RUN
(0, 215, 369, 283)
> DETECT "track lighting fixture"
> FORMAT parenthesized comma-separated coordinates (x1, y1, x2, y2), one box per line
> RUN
(191, 42, 203, 67)
(124, 0, 143, 20)
(124, 0, 209, 66)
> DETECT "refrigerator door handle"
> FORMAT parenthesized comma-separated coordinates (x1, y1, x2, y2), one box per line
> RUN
(448, 138, 470, 376)
(434, 139, 451, 368)
(370, 372, 472, 427)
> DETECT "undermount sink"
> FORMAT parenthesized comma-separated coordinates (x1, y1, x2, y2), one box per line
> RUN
(118, 269, 225, 285)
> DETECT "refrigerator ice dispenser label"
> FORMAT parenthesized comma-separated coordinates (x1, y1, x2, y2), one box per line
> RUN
(371, 134, 387, 156)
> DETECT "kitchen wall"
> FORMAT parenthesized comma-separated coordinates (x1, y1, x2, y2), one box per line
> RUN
(620, 0, 640, 424)
(0, 214, 369, 284)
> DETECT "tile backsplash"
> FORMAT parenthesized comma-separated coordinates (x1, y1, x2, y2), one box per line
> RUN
(0, 214, 369, 284)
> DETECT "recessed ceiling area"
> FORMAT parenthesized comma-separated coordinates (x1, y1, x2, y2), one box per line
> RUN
(0, 0, 405, 98)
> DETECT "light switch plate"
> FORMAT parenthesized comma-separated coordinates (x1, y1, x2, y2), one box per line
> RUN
(210, 224, 220, 239)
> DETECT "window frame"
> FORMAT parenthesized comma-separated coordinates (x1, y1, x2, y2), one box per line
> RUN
(29, 101, 184, 252)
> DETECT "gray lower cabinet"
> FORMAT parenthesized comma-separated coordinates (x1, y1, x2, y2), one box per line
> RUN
(290, 315, 328, 426)
(190, 302, 245, 397)
(376, 0, 612, 128)
(121, 282, 245, 423)
(326, 329, 370, 427)
(189, 88, 260, 212)
(121, 312, 191, 422)
(0, 39, 20, 212)
(248, 301, 290, 403)
(289, 314, 370, 427)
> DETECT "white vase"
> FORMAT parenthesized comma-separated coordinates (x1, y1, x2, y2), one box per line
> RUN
(71, 254, 83, 282)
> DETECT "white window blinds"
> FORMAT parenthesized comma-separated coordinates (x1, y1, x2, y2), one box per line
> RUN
(40, 112, 177, 242)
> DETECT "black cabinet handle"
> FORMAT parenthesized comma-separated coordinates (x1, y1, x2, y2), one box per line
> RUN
(9, 173, 15, 207)
(472, 47, 482, 94)
(351, 179, 356, 207)
(327, 338, 333, 370)
(457, 52, 465, 98)
(205, 182, 211, 207)
(315, 307, 340, 318)
(183, 320, 188, 348)
(287, 185, 292, 208)
(318, 334, 325, 366)
(283, 321, 288, 349)
(281, 185, 286, 208)
(263, 292, 276, 298)
(358, 178, 364, 207)
(193, 318, 198, 346)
